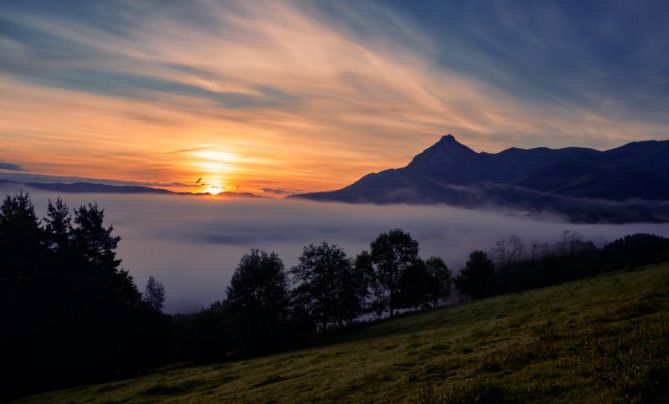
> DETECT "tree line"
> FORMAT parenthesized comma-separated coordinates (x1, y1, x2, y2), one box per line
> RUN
(175, 230, 453, 362)
(2, 193, 669, 399)
(1, 193, 168, 399)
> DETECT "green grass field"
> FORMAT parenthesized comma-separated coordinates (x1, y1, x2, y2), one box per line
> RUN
(22, 263, 669, 403)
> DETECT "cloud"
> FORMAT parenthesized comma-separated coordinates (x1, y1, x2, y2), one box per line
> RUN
(22, 69, 299, 110)
(0, 171, 201, 190)
(3, 183, 668, 313)
(0, 161, 23, 171)
(260, 187, 299, 196)
(0, 0, 668, 194)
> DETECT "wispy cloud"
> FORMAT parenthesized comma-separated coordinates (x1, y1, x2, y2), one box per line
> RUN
(0, 0, 667, 193)
(0, 160, 23, 171)
(260, 187, 300, 196)
(3, 184, 668, 312)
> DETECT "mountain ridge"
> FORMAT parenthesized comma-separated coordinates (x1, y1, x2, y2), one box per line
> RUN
(0, 179, 261, 198)
(295, 134, 669, 223)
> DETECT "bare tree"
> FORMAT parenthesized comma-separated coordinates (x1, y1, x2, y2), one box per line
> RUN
(490, 236, 525, 293)
(144, 276, 166, 312)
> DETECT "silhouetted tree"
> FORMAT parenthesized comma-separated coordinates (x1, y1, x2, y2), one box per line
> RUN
(425, 256, 451, 307)
(0, 193, 163, 399)
(0, 192, 41, 294)
(72, 203, 122, 270)
(601, 233, 669, 272)
(490, 236, 525, 293)
(333, 260, 369, 326)
(225, 249, 289, 353)
(144, 276, 166, 312)
(398, 259, 431, 309)
(290, 242, 362, 330)
(68, 203, 146, 382)
(44, 197, 71, 252)
(187, 301, 235, 362)
(456, 250, 496, 299)
(70, 203, 144, 326)
(354, 250, 377, 313)
(227, 249, 288, 313)
(560, 230, 583, 258)
(368, 229, 419, 317)
(0, 193, 43, 394)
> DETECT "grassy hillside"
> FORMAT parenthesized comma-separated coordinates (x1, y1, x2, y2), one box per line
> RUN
(23, 263, 669, 403)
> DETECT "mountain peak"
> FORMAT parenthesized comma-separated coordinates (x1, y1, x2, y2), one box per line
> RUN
(407, 133, 476, 169)
(429, 133, 475, 154)
(296, 134, 669, 221)
(437, 134, 458, 144)
(441, 133, 455, 140)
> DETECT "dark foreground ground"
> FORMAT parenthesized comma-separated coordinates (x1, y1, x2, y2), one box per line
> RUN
(22, 262, 669, 403)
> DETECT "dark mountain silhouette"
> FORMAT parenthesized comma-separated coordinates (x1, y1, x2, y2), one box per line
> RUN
(295, 135, 669, 223)
(1, 180, 174, 194)
(0, 179, 260, 198)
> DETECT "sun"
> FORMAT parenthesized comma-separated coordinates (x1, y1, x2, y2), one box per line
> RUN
(191, 149, 238, 194)
(203, 179, 224, 194)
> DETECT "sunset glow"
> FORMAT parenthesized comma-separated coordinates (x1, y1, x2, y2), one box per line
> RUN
(0, 1, 667, 196)
(3, 2, 669, 400)
(188, 150, 237, 193)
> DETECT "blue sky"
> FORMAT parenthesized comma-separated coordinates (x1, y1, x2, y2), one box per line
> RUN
(0, 0, 668, 192)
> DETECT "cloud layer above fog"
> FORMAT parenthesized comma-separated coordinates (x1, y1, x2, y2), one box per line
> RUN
(7, 185, 669, 313)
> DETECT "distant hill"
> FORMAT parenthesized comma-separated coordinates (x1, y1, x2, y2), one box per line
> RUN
(296, 135, 669, 223)
(0, 179, 260, 198)
(0, 180, 174, 194)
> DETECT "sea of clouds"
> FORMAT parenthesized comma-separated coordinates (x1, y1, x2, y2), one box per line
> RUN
(4, 185, 669, 313)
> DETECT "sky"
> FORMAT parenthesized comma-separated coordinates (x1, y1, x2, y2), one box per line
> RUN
(1, 0, 668, 195)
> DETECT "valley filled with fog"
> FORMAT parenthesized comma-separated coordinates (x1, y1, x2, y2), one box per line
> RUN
(6, 185, 669, 313)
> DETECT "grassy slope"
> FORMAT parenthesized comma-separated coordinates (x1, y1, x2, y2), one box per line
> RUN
(24, 263, 669, 403)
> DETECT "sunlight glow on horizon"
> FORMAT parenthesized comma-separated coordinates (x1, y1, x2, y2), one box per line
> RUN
(190, 150, 239, 194)
(192, 150, 238, 163)
(1, 1, 667, 197)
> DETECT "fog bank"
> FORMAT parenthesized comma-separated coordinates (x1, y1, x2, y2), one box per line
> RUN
(4, 185, 668, 313)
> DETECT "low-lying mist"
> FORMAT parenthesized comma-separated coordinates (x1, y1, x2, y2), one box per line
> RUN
(5, 185, 669, 313)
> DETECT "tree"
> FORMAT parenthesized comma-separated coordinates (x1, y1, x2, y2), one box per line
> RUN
(333, 260, 369, 325)
(64, 203, 150, 388)
(188, 300, 235, 361)
(226, 249, 289, 353)
(0, 193, 158, 399)
(455, 250, 496, 299)
(290, 242, 363, 330)
(0, 192, 39, 241)
(0, 193, 44, 399)
(144, 276, 166, 312)
(398, 259, 431, 309)
(560, 230, 583, 259)
(490, 236, 524, 293)
(602, 233, 669, 272)
(72, 203, 122, 270)
(71, 203, 143, 313)
(0, 192, 42, 291)
(353, 250, 377, 314)
(425, 256, 451, 307)
(44, 197, 71, 252)
(369, 229, 419, 317)
(227, 249, 288, 313)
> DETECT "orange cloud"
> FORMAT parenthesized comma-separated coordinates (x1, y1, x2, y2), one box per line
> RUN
(1, 1, 666, 195)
